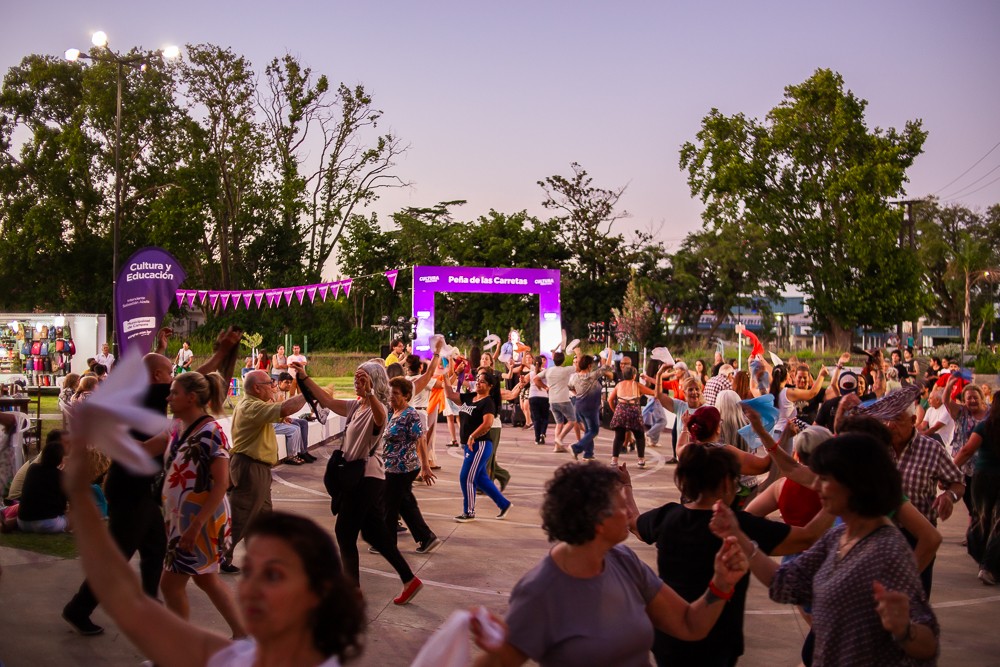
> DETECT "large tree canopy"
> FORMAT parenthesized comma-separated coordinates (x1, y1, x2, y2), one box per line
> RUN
(680, 68, 927, 347)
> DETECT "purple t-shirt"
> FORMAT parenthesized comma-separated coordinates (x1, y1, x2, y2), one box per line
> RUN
(506, 544, 662, 666)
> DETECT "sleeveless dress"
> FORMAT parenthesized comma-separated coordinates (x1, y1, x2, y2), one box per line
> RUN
(610, 382, 645, 431)
(161, 419, 232, 575)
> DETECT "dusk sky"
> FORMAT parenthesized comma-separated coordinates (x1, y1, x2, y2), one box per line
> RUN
(5, 1, 1000, 256)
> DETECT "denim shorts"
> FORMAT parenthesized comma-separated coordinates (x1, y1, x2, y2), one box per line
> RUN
(551, 401, 576, 424)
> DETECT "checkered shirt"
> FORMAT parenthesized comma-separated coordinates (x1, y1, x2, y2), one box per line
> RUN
(893, 431, 964, 523)
(703, 374, 732, 406)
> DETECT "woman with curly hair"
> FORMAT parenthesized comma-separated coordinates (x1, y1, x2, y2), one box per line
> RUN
(472, 462, 748, 666)
(294, 359, 423, 605)
(143, 371, 244, 637)
(63, 422, 365, 667)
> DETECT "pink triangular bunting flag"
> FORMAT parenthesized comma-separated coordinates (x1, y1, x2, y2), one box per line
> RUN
(220, 292, 231, 309)
(254, 291, 265, 308)
(295, 288, 306, 304)
(186, 292, 197, 308)
(342, 279, 352, 298)
(209, 292, 219, 309)
(242, 292, 252, 308)
(306, 285, 318, 303)
(266, 292, 277, 308)
(331, 282, 341, 300)
(319, 284, 329, 301)
(384, 270, 399, 289)
(282, 289, 294, 305)
(175, 290, 186, 308)
(198, 290, 209, 304)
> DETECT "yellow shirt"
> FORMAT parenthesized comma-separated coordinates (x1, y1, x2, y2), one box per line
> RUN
(385, 352, 402, 367)
(230, 394, 285, 465)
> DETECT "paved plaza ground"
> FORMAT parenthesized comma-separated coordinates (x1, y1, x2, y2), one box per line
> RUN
(1, 425, 999, 666)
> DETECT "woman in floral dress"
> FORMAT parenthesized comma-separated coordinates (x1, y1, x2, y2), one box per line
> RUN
(146, 371, 245, 636)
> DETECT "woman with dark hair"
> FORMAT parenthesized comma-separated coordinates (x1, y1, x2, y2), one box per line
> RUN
(622, 445, 832, 666)
(294, 360, 423, 605)
(382, 376, 439, 554)
(445, 370, 512, 522)
(713, 434, 940, 665)
(608, 365, 656, 468)
(770, 365, 829, 436)
(694, 359, 709, 388)
(569, 351, 614, 461)
(527, 355, 550, 445)
(254, 350, 271, 375)
(142, 371, 244, 637)
(677, 406, 773, 485)
(271, 345, 288, 381)
(62, 426, 365, 666)
(16, 434, 68, 533)
(954, 388, 1000, 584)
(472, 462, 748, 667)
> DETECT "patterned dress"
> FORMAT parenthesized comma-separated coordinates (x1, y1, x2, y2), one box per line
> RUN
(162, 419, 232, 575)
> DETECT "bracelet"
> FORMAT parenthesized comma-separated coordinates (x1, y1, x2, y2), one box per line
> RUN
(707, 580, 734, 602)
(747, 540, 759, 560)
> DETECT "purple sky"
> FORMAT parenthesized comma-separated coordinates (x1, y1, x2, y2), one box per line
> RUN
(6, 1, 1000, 256)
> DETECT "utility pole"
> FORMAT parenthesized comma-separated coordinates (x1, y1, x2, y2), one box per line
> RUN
(891, 199, 923, 349)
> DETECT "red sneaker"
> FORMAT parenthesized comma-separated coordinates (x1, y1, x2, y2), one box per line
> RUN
(393, 577, 423, 605)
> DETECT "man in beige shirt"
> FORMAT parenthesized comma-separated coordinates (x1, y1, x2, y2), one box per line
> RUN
(221, 370, 306, 572)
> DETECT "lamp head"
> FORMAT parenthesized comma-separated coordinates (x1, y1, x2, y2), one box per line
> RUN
(161, 45, 180, 59)
(65, 48, 81, 62)
(91, 31, 108, 48)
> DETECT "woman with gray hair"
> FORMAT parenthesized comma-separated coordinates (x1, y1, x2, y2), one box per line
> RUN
(291, 359, 423, 606)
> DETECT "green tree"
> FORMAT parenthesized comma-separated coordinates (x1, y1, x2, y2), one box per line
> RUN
(680, 69, 927, 348)
(538, 162, 644, 334)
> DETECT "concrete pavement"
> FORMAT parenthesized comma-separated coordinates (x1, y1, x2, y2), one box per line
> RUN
(1, 425, 999, 666)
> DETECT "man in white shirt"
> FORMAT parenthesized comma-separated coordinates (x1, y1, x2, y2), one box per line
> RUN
(535, 351, 578, 452)
(286, 345, 307, 396)
(174, 341, 194, 374)
(94, 343, 115, 370)
(919, 388, 955, 447)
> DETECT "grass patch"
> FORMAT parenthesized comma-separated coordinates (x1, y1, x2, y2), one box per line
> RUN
(0, 530, 77, 559)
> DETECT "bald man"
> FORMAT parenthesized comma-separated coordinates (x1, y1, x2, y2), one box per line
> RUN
(221, 370, 306, 572)
(64, 328, 241, 636)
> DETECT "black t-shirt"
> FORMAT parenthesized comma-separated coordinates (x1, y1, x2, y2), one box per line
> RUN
(19, 464, 68, 521)
(795, 393, 825, 425)
(458, 396, 495, 443)
(636, 503, 790, 664)
(893, 363, 910, 381)
(104, 382, 169, 503)
(711, 362, 723, 377)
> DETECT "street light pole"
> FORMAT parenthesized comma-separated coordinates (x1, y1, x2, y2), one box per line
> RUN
(65, 33, 179, 355)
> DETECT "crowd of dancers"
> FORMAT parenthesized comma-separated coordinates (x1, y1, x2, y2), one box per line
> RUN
(2, 324, 998, 666)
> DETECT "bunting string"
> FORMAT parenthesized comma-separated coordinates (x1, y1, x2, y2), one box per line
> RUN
(174, 267, 410, 310)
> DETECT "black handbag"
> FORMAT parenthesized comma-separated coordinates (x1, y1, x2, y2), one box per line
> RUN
(322, 405, 381, 515)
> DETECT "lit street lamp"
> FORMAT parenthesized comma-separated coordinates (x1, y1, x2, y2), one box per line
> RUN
(65, 32, 179, 354)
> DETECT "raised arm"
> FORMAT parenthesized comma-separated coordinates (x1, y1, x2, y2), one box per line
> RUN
(292, 363, 352, 417)
(411, 339, 445, 395)
(955, 432, 983, 469)
(62, 434, 229, 667)
(942, 375, 961, 420)
(786, 366, 829, 402)
(194, 327, 242, 388)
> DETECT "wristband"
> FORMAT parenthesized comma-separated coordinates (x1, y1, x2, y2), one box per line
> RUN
(747, 540, 759, 560)
(707, 580, 734, 602)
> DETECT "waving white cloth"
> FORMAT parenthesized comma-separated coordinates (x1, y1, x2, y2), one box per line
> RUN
(651, 347, 675, 366)
(67, 350, 171, 475)
(483, 334, 501, 351)
(410, 607, 505, 667)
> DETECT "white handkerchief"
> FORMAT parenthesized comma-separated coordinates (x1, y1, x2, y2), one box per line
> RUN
(68, 350, 171, 475)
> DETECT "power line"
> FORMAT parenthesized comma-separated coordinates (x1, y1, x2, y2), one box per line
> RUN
(939, 162, 1000, 200)
(932, 140, 1000, 196)
(943, 172, 1000, 203)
